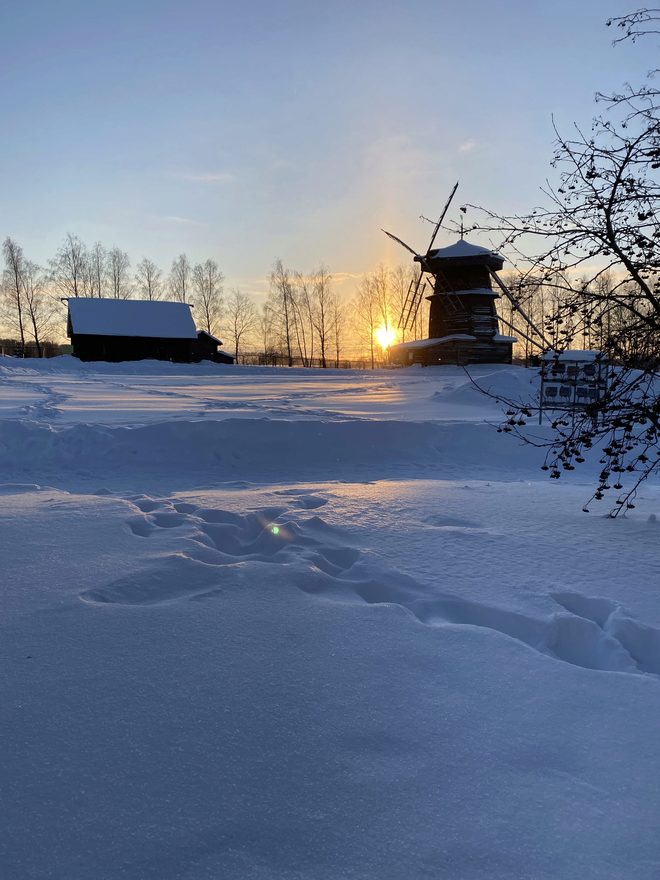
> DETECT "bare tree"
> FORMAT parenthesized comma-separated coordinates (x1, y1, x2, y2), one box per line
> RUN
(372, 265, 394, 337)
(354, 275, 379, 369)
(607, 7, 660, 43)
(330, 291, 344, 368)
(2, 237, 27, 354)
(192, 259, 224, 335)
(169, 253, 192, 303)
(259, 301, 278, 364)
(107, 247, 132, 299)
(85, 242, 106, 297)
(292, 271, 315, 366)
(268, 259, 295, 366)
(390, 265, 413, 343)
(135, 257, 162, 301)
(469, 8, 660, 514)
(22, 261, 54, 358)
(224, 289, 258, 362)
(49, 233, 87, 299)
(312, 266, 333, 368)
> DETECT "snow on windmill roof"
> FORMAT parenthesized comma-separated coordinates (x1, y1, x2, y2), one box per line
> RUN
(428, 239, 502, 261)
(390, 334, 477, 351)
(67, 298, 197, 339)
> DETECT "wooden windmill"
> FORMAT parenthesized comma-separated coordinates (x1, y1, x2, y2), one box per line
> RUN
(383, 184, 549, 366)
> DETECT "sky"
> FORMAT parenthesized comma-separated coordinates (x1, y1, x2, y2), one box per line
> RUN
(0, 0, 651, 302)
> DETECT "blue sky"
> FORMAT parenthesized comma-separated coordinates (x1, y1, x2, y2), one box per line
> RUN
(0, 0, 650, 299)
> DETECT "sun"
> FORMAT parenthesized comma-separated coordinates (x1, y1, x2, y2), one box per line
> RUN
(375, 325, 397, 350)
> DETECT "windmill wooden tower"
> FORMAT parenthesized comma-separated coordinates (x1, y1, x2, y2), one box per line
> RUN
(384, 184, 521, 366)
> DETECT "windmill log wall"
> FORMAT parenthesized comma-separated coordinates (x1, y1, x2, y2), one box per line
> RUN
(427, 292, 499, 339)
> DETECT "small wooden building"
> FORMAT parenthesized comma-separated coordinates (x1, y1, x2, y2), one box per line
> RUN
(193, 330, 235, 364)
(67, 298, 198, 362)
(389, 239, 516, 366)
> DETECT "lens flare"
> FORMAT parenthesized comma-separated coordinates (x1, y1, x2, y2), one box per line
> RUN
(270, 525, 280, 535)
(375, 325, 397, 350)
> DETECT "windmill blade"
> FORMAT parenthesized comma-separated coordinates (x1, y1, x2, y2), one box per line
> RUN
(426, 181, 459, 254)
(403, 271, 426, 329)
(397, 276, 416, 329)
(497, 314, 545, 352)
(381, 229, 421, 258)
(400, 270, 424, 329)
(489, 269, 554, 350)
(407, 280, 431, 331)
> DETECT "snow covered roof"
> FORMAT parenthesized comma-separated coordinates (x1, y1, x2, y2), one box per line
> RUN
(198, 330, 224, 345)
(392, 332, 516, 352)
(428, 239, 502, 261)
(68, 298, 197, 339)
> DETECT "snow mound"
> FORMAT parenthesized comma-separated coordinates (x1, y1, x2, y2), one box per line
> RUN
(432, 367, 539, 407)
(0, 417, 570, 484)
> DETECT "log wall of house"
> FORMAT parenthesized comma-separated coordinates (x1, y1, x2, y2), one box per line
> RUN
(71, 334, 194, 363)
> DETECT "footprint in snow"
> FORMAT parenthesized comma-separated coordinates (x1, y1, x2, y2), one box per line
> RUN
(89, 498, 660, 680)
(312, 576, 660, 679)
(83, 502, 360, 605)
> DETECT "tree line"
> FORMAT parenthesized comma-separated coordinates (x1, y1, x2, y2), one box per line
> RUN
(1, 231, 425, 366)
(2, 229, 600, 366)
(494, 271, 660, 364)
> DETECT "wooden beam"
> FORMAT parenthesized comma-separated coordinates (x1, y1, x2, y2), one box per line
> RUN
(489, 269, 554, 350)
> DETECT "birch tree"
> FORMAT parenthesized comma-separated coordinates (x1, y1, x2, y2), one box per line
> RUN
(85, 242, 106, 297)
(330, 291, 344, 368)
(192, 259, 224, 335)
(135, 258, 162, 301)
(49, 233, 86, 299)
(268, 259, 295, 366)
(312, 266, 333, 368)
(169, 253, 192, 303)
(2, 237, 27, 354)
(22, 261, 54, 358)
(354, 276, 379, 369)
(107, 247, 132, 299)
(224, 289, 258, 362)
(292, 271, 315, 366)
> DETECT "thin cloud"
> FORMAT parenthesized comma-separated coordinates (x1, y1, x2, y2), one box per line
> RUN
(163, 215, 204, 226)
(458, 140, 476, 153)
(173, 171, 235, 183)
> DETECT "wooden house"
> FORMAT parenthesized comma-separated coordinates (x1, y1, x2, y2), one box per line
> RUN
(193, 330, 235, 364)
(67, 298, 198, 362)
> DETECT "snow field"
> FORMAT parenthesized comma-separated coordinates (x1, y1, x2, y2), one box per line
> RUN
(1, 358, 659, 879)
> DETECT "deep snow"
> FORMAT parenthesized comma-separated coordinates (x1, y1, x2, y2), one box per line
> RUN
(1, 357, 659, 880)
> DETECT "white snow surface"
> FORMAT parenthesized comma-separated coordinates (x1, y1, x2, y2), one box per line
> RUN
(67, 298, 198, 338)
(1, 357, 659, 880)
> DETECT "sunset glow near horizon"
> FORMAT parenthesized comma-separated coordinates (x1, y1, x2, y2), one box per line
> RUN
(0, 0, 651, 303)
(375, 325, 398, 350)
